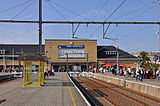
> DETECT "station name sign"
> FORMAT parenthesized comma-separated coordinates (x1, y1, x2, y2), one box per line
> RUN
(58, 45, 85, 49)
(58, 45, 85, 58)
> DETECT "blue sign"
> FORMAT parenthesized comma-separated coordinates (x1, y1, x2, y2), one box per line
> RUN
(58, 45, 85, 49)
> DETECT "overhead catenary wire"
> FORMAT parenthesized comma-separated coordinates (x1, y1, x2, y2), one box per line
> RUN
(0, 0, 33, 15)
(11, 0, 36, 20)
(89, 0, 127, 38)
(132, 5, 155, 21)
(98, 25, 151, 52)
(45, 1, 69, 21)
(82, 0, 109, 39)
(47, 0, 94, 22)
(93, 0, 109, 19)
(118, 25, 151, 41)
(104, 0, 127, 21)
(0, 29, 18, 43)
(111, 5, 148, 21)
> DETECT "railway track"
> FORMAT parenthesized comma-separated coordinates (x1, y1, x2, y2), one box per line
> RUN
(0, 74, 15, 84)
(74, 76, 160, 106)
(91, 77, 160, 104)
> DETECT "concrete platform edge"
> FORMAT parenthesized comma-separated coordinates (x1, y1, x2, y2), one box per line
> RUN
(91, 73, 160, 98)
(66, 72, 91, 106)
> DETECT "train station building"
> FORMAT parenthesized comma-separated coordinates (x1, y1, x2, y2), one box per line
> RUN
(97, 46, 139, 67)
(0, 40, 139, 72)
(45, 39, 97, 71)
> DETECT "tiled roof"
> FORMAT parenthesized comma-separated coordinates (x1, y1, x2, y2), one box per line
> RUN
(97, 46, 138, 59)
(0, 44, 45, 55)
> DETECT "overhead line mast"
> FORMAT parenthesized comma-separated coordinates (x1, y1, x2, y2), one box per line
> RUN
(39, 0, 42, 55)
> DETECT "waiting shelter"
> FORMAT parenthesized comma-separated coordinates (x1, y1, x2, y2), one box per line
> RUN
(19, 52, 45, 87)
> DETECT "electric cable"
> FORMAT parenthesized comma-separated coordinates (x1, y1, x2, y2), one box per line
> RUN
(0, 29, 17, 43)
(104, 0, 127, 21)
(0, 0, 33, 15)
(82, 0, 109, 38)
(89, 0, 127, 38)
(131, 5, 155, 21)
(45, 1, 69, 21)
(11, 0, 36, 20)
(93, 0, 109, 19)
(107, 25, 118, 35)
(98, 25, 151, 52)
(47, 0, 94, 22)
(118, 25, 151, 41)
(111, 5, 147, 21)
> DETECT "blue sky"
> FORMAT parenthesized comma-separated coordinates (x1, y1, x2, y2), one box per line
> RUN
(0, 0, 159, 53)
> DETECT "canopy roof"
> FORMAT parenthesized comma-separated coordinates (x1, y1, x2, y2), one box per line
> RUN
(18, 52, 45, 61)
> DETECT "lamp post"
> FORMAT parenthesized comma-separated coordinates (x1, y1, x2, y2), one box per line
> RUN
(156, 31, 160, 52)
(66, 53, 69, 72)
(3, 49, 5, 72)
(86, 53, 88, 72)
(117, 46, 119, 73)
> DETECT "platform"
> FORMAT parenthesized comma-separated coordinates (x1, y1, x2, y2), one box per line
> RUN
(90, 72, 160, 98)
(103, 72, 160, 86)
(0, 72, 13, 76)
(0, 72, 87, 106)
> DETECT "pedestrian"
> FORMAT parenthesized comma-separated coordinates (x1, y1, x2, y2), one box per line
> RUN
(139, 68, 143, 81)
(111, 67, 114, 74)
(136, 68, 139, 81)
(153, 67, 156, 78)
(52, 68, 55, 76)
(124, 69, 128, 78)
(44, 69, 48, 79)
(128, 67, 131, 77)
(133, 68, 136, 78)
(156, 69, 160, 80)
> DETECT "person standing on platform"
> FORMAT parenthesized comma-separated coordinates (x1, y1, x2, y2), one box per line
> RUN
(44, 69, 48, 79)
(153, 67, 156, 78)
(136, 68, 139, 81)
(156, 68, 160, 80)
(52, 68, 55, 76)
(139, 68, 143, 81)
(124, 68, 128, 78)
(133, 68, 136, 78)
(128, 67, 131, 77)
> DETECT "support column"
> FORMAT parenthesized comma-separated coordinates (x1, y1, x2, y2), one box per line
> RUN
(39, 0, 42, 55)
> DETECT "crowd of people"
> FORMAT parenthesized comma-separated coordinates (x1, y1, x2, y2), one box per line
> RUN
(89, 65, 160, 81)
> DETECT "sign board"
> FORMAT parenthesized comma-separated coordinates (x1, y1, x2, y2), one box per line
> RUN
(58, 45, 85, 58)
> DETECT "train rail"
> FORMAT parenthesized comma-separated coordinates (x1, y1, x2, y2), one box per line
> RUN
(0, 74, 15, 84)
(92, 77, 160, 103)
(74, 76, 160, 106)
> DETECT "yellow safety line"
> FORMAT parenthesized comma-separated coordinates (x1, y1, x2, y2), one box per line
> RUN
(65, 73, 76, 106)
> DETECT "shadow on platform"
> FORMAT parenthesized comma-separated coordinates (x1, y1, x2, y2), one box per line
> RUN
(44, 82, 74, 87)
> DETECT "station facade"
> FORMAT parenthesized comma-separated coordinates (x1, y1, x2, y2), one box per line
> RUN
(0, 40, 139, 72)
(45, 39, 97, 71)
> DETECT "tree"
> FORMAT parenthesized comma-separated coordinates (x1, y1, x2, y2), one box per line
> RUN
(138, 51, 151, 69)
